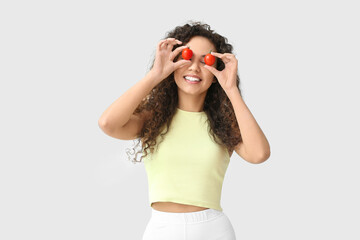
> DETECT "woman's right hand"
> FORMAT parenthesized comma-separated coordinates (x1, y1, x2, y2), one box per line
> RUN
(149, 38, 191, 83)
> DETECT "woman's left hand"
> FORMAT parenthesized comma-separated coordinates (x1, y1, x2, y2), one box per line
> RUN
(204, 52, 238, 92)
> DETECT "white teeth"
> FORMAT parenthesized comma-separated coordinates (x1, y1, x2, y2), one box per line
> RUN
(185, 76, 201, 82)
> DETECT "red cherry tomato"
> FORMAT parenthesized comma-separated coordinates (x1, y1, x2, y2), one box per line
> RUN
(204, 53, 216, 66)
(182, 48, 193, 60)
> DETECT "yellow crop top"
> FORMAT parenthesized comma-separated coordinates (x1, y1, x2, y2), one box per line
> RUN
(142, 107, 231, 212)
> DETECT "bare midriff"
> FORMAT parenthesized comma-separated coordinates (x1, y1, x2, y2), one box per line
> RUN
(151, 202, 209, 213)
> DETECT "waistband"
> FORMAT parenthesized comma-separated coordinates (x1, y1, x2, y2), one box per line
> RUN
(150, 208, 224, 224)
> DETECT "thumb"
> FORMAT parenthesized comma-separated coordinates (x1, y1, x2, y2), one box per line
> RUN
(204, 64, 219, 78)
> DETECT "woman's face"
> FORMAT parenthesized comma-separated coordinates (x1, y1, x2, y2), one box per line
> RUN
(174, 36, 217, 96)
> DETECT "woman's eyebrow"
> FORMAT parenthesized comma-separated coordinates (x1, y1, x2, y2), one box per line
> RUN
(192, 53, 207, 57)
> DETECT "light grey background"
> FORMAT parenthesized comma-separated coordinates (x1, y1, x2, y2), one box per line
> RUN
(1, 0, 359, 239)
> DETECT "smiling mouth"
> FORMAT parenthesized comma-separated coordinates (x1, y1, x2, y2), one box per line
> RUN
(183, 76, 202, 82)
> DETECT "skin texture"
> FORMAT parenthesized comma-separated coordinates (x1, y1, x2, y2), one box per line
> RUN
(174, 36, 218, 112)
(151, 202, 210, 213)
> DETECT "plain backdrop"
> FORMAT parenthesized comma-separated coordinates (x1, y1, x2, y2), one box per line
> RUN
(1, 0, 359, 239)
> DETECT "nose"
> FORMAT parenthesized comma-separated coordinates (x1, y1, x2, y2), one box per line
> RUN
(188, 60, 200, 72)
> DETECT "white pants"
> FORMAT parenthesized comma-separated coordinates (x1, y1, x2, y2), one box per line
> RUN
(142, 208, 237, 240)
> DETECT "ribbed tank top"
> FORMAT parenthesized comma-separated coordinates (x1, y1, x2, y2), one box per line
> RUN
(143, 107, 231, 211)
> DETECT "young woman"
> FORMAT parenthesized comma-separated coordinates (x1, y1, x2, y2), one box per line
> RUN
(98, 21, 270, 240)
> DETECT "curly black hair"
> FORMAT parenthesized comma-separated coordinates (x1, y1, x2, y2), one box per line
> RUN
(126, 20, 243, 164)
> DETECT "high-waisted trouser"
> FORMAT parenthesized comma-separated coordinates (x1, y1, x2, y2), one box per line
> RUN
(142, 208, 236, 240)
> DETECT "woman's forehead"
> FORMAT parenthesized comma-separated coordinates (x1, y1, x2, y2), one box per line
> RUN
(186, 36, 214, 47)
(185, 38, 215, 55)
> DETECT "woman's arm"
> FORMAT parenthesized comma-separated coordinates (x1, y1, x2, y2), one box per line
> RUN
(204, 52, 270, 164)
(226, 88, 271, 164)
(98, 71, 158, 131)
